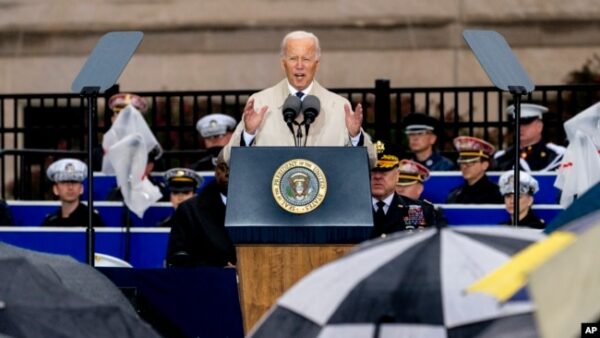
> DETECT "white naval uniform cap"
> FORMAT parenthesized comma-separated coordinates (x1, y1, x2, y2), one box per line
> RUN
(47, 158, 87, 182)
(506, 103, 548, 121)
(195, 113, 236, 138)
(498, 170, 539, 196)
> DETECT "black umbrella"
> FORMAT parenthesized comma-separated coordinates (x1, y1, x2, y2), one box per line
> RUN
(249, 227, 544, 338)
(0, 246, 160, 338)
(0, 242, 134, 316)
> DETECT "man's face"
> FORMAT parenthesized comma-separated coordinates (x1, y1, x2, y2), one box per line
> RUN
(519, 119, 543, 147)
(459, 160, 489, 185)
(395, 183, 423, 200)
(370, 169, 399, 200)
(53, 181, 83, 203)
(215, 162, 229, 195)
(281, 37, 319, 91)
(407, 131, 436, 153)
(170, 191, 195, 209)
(204, 131, 233, 149)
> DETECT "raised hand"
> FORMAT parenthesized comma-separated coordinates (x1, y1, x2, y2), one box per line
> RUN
(242, 98, 269, 135)
(344, 103, 363, 137)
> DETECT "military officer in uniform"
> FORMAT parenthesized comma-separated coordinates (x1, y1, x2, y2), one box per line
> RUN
(396, 159, 447, 226)
(494, 104, 565, 172)
(370, 141, 436, 239)
(166, 159, 237, 267)
(156, 168, 202, 228)
(43, 158, 106, 227)
(446, 136, 503, 204)
(191, 113, 236, 171)
(403, 112, 456, 171)
(498, 170, 545, 229)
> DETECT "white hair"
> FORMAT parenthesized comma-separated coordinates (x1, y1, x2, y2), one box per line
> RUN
(280, 30, 321, 60)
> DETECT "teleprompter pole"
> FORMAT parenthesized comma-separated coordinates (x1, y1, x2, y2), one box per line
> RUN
(82, 86, 99, 266)
(508, 85, 527, 227)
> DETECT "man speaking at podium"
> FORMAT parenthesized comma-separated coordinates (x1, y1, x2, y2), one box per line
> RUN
(221, 30, 376, 166)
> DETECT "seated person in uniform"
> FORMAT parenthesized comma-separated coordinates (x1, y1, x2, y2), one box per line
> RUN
(403, 112, 456, 171)
(446, 136, 503, 204)
(396, 159, 447, 226)
(370, 141, 436, 239)
(498, 170, 545, 229)
(191, 113, 236, 171)
(42, 158, 106, 227)
(166, 159, 236, 267)
(156, 168, 202, 228)
(494, 104, 565, 172)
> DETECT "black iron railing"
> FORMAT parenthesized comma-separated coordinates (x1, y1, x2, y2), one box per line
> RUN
(1, 80, 598, 199)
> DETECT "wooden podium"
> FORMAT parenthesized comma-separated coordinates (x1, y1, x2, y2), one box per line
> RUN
(236, 244, 354, 331)
(226, 147, 373, 332)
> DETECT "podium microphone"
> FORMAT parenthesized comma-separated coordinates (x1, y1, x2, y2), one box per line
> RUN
(302, 95, 320, 125)
(282, 95, 302, 145)
(301, 95, 320, 146)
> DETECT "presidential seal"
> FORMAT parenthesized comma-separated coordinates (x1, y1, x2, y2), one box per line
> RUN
(272, 159, 327, 214)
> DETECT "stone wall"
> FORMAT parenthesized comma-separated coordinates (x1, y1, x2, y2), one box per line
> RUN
(0, 0, 599, 93)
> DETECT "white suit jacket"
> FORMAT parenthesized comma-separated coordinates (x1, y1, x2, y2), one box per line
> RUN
(222, 79, 376, 166)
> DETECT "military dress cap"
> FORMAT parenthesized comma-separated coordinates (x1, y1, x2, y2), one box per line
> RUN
(164, 168, 202, 193)
(108, 93, 148, 114)
(453, 136, 496, 163)
(196, 113, 237, 138)
(506, 103, 548, 124)
(397, 159, 430, 186)
(498, 170, 539, 196)
(47, 158, 87, 183)
(403, 113, 440, 135)
(372, 140, 400, 171)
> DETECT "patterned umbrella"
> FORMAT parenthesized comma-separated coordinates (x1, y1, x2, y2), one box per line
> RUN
(469, 210, 600, 338)
(249, 227, 544, 338)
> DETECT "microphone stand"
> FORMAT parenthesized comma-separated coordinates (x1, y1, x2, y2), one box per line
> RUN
(303, 122, 311, 147)
(294, 121, 303, 147)
(286, 122, 298, 146)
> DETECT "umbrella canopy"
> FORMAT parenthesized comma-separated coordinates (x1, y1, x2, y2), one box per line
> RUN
(529, 213, 600, 338)
(545, 181, 600, 234)
(249, 227, 544, 338)
(0, 243, 160, 338)
(0, 242, 134, 315)
(468, 210, 600, 338)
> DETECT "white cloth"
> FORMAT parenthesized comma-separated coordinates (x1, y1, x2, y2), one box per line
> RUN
(555, 102, 600, 207)
(104, 134, 162, 218)
(102, 104, 162, 173)
(101, 104, 163, 217)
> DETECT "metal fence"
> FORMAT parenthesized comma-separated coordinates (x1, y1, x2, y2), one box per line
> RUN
(1, 80, 598, 200)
